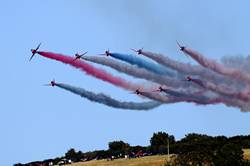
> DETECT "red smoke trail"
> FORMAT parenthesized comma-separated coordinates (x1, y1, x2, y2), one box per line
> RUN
(183, 47, 250, 83)
(37, 51, 141, 91)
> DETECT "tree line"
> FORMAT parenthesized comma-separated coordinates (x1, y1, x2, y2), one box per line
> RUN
(14, 132, 250, 166)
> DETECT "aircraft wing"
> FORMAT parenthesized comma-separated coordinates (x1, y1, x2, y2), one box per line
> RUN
(29, 53, 35, 61)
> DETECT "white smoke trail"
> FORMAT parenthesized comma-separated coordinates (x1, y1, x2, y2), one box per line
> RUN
(182, 47, 250, 83)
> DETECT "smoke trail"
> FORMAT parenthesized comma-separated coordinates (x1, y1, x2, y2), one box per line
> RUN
(159, 87, 244, 108)
(242, 102, 250, 112)
(221, 55, 250, 74)
(161, 88, 208, 101)
(109, 53, 176, 76)
(139, 91, 175, 103)
(140, 50, 202, 74)
(55, 83, 161, 110)
(37, 51, 143, 91)
(81, 56, 232, 105)
(139, 87, 239, 107)
(81, 56, 187, 88)
(141, 90, 243, 108)
(34, 48, 250, 112)
(188, 77, 250, 102)
(182, 47, 250, 83)
(140, 50, 241, 87)
(37, 51, 164, 103)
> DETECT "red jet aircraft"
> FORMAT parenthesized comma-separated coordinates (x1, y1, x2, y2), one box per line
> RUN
(152, 86, 166, 92)
(131, 89, 142, 95)
(44, 79, 56, 87)
(99, 50, 111, 56)
(30, 43, 41, 61)
(185, 76, 192, 82)
(131, 48, 143, 55)
(176, 41, 185, 51)
(72, 51, 88, 62)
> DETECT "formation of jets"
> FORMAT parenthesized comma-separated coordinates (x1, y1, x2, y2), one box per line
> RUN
(30, 43, 197, 96)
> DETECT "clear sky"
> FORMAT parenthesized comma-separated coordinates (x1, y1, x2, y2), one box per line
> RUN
(1, 0, 250, 165)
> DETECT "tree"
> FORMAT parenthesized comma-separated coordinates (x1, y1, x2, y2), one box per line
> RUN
(13, 164, 23, 166)
(176, 133, 214, 154)
(65, 148, 77, 161)
(172, 151, 214, 166)
(150, 132, 175, 154)
(173, 133, 214, 165)
(108, 140, 130, 156)
(130, 145, 147, 153)
(229, 135, 250, 149)
(158, 145, 168, 154)
(173, 134, 249, 166)
(213, 143, 245, 166)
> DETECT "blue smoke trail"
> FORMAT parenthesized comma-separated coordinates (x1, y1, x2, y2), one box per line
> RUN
(110, 53, 175, 76)
(56, 83, 162, 110)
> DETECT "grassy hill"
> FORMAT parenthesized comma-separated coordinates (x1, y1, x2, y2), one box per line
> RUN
(244, 149, 250, 160)
(68, 155, 170, 166)
(65, 149, 250, 166)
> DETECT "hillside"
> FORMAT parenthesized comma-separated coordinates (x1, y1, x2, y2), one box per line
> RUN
(65, 150, 250, 166)
(68, 155, 170, 166)
(244, 149, 250, 160)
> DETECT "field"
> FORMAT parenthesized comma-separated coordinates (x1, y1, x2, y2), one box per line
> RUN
(65, 149, 250, 166)
(69, 155, 170, 166)
(244, 149, 250, 160)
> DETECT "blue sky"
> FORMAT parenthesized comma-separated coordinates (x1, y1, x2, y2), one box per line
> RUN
(1, 0, 250, 165)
